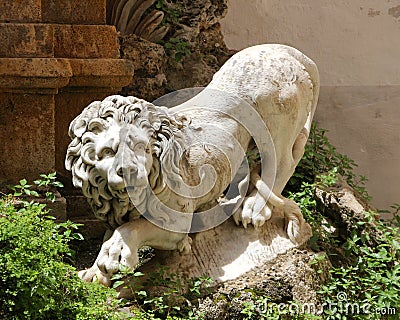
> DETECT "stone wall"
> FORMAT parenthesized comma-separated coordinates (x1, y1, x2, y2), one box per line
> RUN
(0, 0, 133, 231)
(221, 0, 400, 210)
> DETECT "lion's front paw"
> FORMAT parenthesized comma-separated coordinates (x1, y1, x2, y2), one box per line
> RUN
(233, 190, 273, 229)
(77, 227, 139, 287)
(95, 229, 140, 279)
(78, 265, 112, 287)
(177, 235, 192, 255)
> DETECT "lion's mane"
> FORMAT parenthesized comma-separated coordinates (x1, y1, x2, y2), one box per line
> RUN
(65, 95, 186, 229)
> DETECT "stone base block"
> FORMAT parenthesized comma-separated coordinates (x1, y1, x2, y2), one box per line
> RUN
(139, 217, 312, 282)
(0, 93, 56, 183)
(54, 25, 119, 58)
(0, 58, 71, 91)
(0, 24, 54, 58)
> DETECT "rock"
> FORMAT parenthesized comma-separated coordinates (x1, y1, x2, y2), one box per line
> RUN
(139, 217, 313, 283)
(315, 176, 380, 247)
(118, 217, 325, 305)
(118, 0, 236, 99)
(120, 34, 166, 76)
(119, 34, 167, 101)
(196, 249, 331, 319)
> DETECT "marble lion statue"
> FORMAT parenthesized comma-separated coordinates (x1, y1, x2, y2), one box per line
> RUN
(66, 44, 319, 285)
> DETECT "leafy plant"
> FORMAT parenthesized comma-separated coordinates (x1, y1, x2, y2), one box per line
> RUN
(113, 265, 211, 319)
(155, 0, 181, 24)
(163, 37, 191, 62)
(287, 123, 370, 200)
(0, 174, 120, 319)
(285, 124, 400, 319)
(9, 172, 64, 202)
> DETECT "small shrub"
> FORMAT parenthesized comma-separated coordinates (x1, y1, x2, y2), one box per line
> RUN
(287, 123, 370, 200)
(0, 175, 120, 320)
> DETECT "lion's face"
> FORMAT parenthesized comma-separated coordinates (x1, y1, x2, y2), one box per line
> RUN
(66, 95, 186, 228)
(93, 121, 154, 198)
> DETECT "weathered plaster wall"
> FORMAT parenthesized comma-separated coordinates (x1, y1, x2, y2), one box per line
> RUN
(221, 0, 400, 210)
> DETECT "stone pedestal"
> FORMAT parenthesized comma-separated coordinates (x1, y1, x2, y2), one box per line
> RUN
(0, 0, 133, 229)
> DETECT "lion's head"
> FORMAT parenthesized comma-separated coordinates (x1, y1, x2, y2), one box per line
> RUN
(65, 95, 186, 229)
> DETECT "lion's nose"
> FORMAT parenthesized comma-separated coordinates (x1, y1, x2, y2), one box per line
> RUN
(116, 166, 123, 177)
(108, 165, 125, 190)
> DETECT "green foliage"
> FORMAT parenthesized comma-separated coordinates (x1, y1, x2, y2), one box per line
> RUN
(155, 0, 181, 24)
(318, 206, 400, 320)
(246, 146, 261, 171)
(286, 124, 400, 319)
(152, 0, 192, 62)
(113, 265, 212, 319)
(163, 37, 191, 62)
(9, 172, 64, 202)
(0, 175, 120, 320)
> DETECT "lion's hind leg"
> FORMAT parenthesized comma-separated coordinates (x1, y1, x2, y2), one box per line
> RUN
(242, 172, 307, 244)
(282, 198, 307, 244)
(292, 127, 309, 166)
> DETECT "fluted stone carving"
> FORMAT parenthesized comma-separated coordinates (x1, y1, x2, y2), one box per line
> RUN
(107, 0, 169, 42)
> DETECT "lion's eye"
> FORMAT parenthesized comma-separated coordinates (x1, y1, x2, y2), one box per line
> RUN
(134, 143, 147, 153)
(98, 147, 115, 160)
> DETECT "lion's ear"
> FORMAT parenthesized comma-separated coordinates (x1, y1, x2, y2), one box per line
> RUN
(69, 101, 102, 139)
(69, 118, 87, 139)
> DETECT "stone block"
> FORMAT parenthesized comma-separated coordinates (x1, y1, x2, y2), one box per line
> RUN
(54, 25, 119, 58)
(70, 217, 107, 240)
(67, 59, 134, 87)
(42, 0, 106, 24)
(0, 0, 41, 23)
(0, 58, 71, 91)
(0, 24, 54, 58)
(0, 93, 55, 183)
(65, 194, 93, 219)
